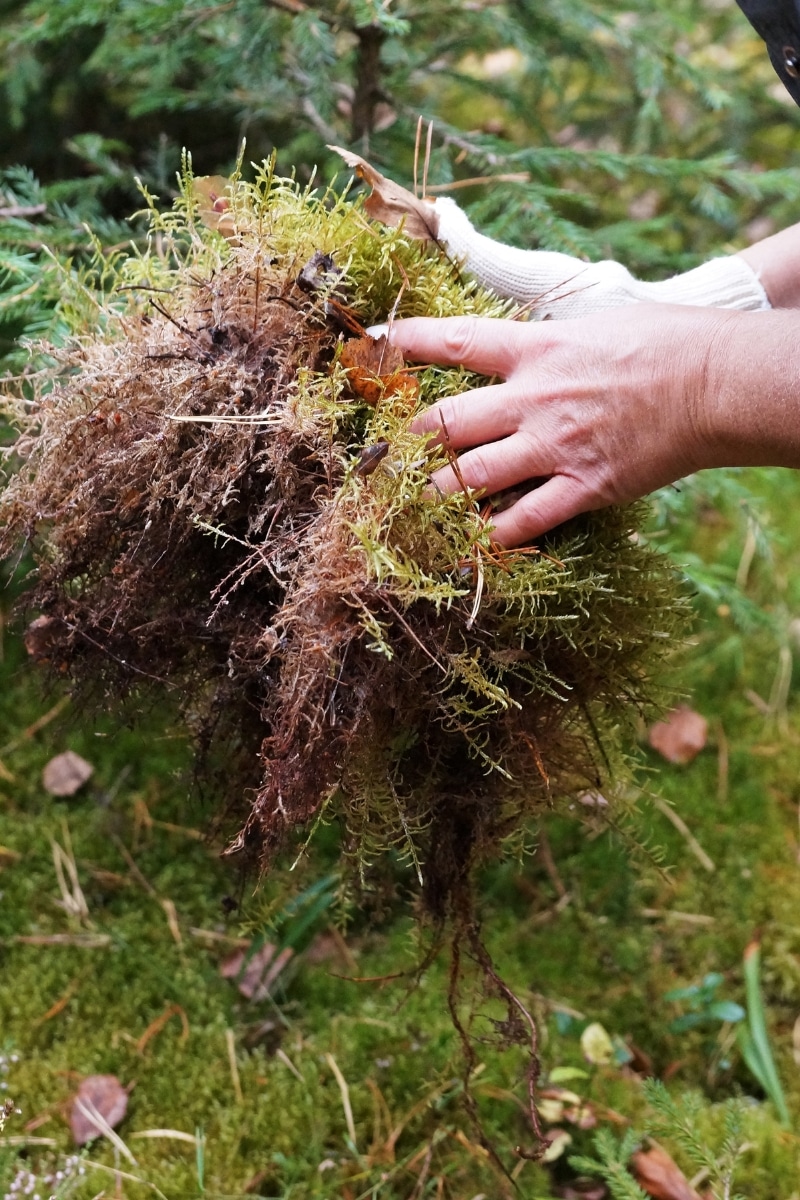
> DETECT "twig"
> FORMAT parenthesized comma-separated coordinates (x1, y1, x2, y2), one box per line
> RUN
(275, 1048, 304, 1082)
(535, 825, 566, 898)
(424, 173, 530, 192)
(716, 719, 729, 804)
(651, 794, 715, 873)
(325, 1053, 358, 1150)
(0, 203, 47, 219)
(226, 1029, 244, 1104)
(0, 696, 70, 757)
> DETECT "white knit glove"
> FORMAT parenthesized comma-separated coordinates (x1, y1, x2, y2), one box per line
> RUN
(435, 196, 771, 317)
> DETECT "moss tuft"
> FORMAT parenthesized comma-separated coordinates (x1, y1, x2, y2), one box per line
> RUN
(0, 159, 687, 1146)
(0, 160, 684, 908)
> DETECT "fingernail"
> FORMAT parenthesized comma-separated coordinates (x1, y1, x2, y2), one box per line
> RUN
(366, 323, 389, 339)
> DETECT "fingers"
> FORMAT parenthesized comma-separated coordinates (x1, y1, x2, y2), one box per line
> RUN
(413, 381, 518, 445)
(386, 316, 531, 378)
(486, 476, 597, 547)
(430, 430, 546, 498)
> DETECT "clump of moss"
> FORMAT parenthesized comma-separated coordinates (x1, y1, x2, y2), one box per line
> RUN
(0, 157, 684, 1144)
(0, 156, 684, 909)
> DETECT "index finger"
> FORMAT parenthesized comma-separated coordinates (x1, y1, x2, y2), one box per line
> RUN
(381, 316, 531, 378)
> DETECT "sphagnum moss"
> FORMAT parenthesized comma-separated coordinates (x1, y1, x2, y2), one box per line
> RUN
(0, 157, 685, 1148)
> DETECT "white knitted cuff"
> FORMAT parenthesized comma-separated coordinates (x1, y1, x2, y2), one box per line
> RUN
(631, 256, 770, 311)
(434, 196, 770, 317)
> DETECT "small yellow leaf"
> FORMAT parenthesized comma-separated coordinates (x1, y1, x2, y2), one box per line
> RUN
(538, 1098, 564, 1123)
(580, 1021, 614, 1066)
(542, 1129, 572, 1163)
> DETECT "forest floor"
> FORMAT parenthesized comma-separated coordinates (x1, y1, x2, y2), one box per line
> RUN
(2, 468, 800, 1199)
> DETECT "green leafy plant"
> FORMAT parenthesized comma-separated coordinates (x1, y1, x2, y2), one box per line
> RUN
(570, 1082, 753, 1200)
(569, 1128, 650, 1200)
(738, 940, 791, 1129)
(665, 972, 745, 1034)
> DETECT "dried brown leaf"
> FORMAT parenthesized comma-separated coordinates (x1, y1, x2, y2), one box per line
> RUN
(630, 1144, 702, 1200)
(328, 146, 440, 240)
(648, 706, 708, 765)
(42, 751, 94, 797)
(69, 1075, 128, 1146)
(340, 334, 418, 406)
(220, 941, 294, 1001)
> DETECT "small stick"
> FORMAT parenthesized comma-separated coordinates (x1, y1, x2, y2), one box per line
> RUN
(716, 720, 729, 804)
(422, 120, 434, 198)
(325, 1053, 357, 1150)
(226, 1029, 244, 1104)
(424, 173, 530, 192)
(0, 696, 70, 757)
(651, 794, 715, 873)
(413, 115, 424, 198)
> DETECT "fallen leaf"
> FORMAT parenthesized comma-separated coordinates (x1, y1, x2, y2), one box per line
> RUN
(355, 440, 391, 478)
(648, 706, 708, 765)
(42, 751, 94, 797)
(580, 1021, 614, 1066)
(296, 250, 345, 296)
(541, 1127, 572, 1163)
(340, 335, 419, 407)
(220, 941, 294, 1001)
(329, 146, 440, 241)
(69, 1074, 128, 1146)
(630, 1144, 702, 1200)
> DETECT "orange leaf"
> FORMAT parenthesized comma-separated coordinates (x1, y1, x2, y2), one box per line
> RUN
(630, 1144, 702, 1200)
(648, 706, 708, 765)
(340, 335, 419, 406)
(329, 146, 440, 240)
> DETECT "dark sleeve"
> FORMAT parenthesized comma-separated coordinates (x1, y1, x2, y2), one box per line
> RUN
(736, 0, 800, 102)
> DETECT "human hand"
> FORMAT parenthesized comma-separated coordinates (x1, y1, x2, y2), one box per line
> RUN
(381, 305, 738, 546)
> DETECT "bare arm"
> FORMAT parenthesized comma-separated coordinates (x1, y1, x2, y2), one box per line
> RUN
(739, 222, 800, 308)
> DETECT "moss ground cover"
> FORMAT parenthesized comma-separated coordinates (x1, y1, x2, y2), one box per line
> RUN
(0, 469, 800, 1196)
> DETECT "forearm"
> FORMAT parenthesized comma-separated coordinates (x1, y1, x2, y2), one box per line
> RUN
(700, 308, 800, 468)
(738, 222, 800, 308)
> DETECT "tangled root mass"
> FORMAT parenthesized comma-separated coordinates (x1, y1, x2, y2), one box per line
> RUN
(1, 160, 684, 924)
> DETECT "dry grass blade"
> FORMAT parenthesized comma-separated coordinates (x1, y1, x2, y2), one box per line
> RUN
(325, 1053, 358, 1151)
(50, 824, 91, 925)
(73, 1097, 136, 1163)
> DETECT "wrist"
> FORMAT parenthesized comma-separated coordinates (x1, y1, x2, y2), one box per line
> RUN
(692, 310, 800, 470)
